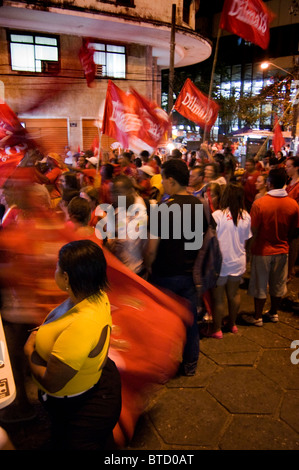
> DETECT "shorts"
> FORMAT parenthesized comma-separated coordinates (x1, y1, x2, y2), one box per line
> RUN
(248, 254, 288, 299)
(216, 275, 243, 287)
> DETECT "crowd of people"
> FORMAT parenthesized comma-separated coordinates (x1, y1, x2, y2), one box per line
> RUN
(0, 139, 298, 450)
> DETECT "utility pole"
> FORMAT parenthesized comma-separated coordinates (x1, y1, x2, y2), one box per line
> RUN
(168, 4, 176, 115)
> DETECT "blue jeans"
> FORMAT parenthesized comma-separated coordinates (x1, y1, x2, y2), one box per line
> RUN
(151, 274, 199, 371)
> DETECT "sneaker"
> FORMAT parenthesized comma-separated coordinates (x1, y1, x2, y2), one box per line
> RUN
(264, 311, 279, 323)
(241, 314, 263, 327)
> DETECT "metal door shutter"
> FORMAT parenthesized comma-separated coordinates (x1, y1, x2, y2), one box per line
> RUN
(21, 118, 68, 155)
(82, 119, 116, 152)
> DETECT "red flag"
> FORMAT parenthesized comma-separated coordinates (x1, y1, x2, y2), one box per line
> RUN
(102, 248, 192, 446)
(79, 38, 96, 88)
(174, 79, 219, 131)
(220, 0, 275, 50)
(102, 81, 172, 153)
(273, 116, 285, 155)
(102, 80, 133, 148)
(0, 103, 27, 148)
(0, 103, 28, 186)
(130, 88, 171, 149)
(0, 149, 25, 187)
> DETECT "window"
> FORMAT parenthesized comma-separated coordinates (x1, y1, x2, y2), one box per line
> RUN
(97, 0, 135, 6)
(9, 32, 59, 73)
(89, 42, 126, 79)
(183, 0, 192, 24)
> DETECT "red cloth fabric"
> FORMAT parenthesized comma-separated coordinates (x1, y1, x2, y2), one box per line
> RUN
(273, 116, 285, 154)
(80, 168, 99, 187)
(68, 228, 192, 447)
(250, 194, 299, 255)
(44, 167, 63, 199)
(286, 181, 299, 204)
(0, 150, 25, 187)
(78, 39, 96, 88)
(174, 78, 219, 131)
(242, 170, 260, 210)
(220, 0, 275, 50)
(0, 212, 76, 324)
(99, 180, 113, 204)
(102, 80, 170, 152)
(103, 249, 192, 447)
(0, 214, 192, 447)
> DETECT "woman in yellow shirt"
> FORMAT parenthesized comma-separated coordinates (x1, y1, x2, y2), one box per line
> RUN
(24, 239, 121, 450)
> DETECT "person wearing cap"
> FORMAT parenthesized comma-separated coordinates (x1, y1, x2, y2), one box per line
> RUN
(72, 155, 101, 188)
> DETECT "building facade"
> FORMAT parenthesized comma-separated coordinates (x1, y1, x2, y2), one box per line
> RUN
(163, 0, 298, 155)
(197, 0, 299, 150)
(0, 0, 212, 154)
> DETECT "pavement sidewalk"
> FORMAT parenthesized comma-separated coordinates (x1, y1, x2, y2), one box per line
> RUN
(125, 275, 299, 451)
(1, 275, 298, 451)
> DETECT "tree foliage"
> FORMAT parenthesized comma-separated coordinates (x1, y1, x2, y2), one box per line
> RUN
(162, 63, 296, 136)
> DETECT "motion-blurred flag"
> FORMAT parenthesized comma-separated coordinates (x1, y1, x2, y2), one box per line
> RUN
(79, 38, 96, 88)
(0, 149, 25, 187)
(102, 81, 170, 153)
(220, 0, 275, 50)
(101, 248, 192, 447)
(0, 103, 27, 186)
(130, 88, 171, 149)
(0, 103, 27, 148)
(273, 115, 285, 155)
(102, 80, 133, 149)
(174, 78, 219, 131)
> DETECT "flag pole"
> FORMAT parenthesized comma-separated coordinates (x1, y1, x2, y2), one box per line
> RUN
(168, 4, 176, 115)
(97, 125, 102, 173)
(203, 26, 222, 143)
(167, 4, 176, 141)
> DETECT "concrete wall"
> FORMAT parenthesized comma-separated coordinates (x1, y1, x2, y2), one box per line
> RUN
(43, 0, 197, 28)
(0, 28, 159, 150)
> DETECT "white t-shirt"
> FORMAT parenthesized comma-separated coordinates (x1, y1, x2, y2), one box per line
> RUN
(212, 209, 252, 277)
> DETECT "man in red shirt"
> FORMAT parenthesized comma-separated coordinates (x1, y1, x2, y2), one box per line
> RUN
(242, 168, 299, 326)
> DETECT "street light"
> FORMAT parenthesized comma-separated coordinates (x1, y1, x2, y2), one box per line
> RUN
(260, 61, 294, 77)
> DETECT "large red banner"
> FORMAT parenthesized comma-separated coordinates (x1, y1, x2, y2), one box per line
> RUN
(102, 81, 170, 152)
(220, 0, 275, 50)
(174, 78, 219, 131)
